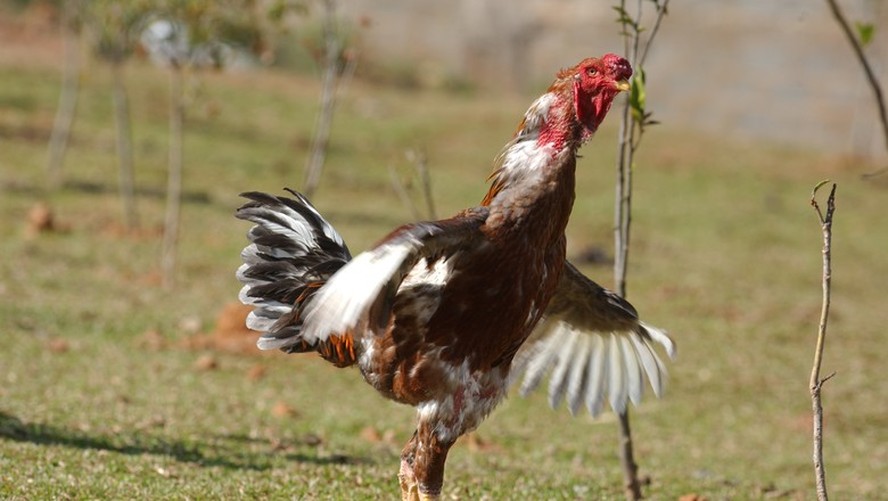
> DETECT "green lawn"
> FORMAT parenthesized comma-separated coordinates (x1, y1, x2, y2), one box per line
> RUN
(1, 41, 887, 499)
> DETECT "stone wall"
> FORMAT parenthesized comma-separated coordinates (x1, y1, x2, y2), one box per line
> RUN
(339, 0, 888, 157)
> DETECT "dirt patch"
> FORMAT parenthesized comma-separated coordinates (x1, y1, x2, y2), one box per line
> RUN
(25, 201, 55, 236)
(182, 302, 258, 355)
(0, 6, 64, 69)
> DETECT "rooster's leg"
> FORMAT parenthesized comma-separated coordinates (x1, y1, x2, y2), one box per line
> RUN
(399, 431, 419, 501)
(412, 421, 454, 500)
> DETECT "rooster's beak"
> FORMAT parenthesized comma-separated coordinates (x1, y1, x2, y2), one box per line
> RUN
(614, 79, 631, 92)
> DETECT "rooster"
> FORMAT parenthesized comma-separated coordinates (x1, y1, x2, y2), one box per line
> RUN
(236, 53, 675, 500)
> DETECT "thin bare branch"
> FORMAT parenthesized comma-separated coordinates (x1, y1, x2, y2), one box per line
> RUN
(824, 0, 888, 177)
(46, 0, 82, 191)
(407, 149, 436, 220)
(809, 181, 837, 501)
(388, 165, 422, 220)
(612, 1, 671, 498)
(161, 64, 185, 289)
(614, 9, 642, 500)
(614, 0, 640, 300)
(111, 61, 139, 230)
(617, 411, 642, 500)
(389, 150, 437, 220)
(638, 0, 670, 67)
(303, 0, 341, 198)
(615, 0, 669, 299)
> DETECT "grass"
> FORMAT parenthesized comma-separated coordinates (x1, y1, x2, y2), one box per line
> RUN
(2, 33, 888, 499)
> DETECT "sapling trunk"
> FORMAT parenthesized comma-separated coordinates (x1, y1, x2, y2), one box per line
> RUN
(46, 1, 82, 191)
(303, 0, 340, 197)
(162, 64, 185, 289)
(111, 60, 139, 230)
(809, 182, 837, 501)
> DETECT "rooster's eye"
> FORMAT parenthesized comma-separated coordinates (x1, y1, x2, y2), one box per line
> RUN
(586, 67, 598, 76)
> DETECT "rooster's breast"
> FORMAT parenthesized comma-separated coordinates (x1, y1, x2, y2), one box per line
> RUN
(358, 234, 565, 405)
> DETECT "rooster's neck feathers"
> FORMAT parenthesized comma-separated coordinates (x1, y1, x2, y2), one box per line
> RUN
(482, 54, 629, 209)
(481, 91, 578, 209)
(515, 90, 582, 152)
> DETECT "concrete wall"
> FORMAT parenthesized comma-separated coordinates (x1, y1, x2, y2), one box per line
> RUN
(339, 0, 888, 157)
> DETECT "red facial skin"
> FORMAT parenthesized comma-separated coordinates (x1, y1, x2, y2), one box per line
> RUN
(573, 53, 633, 133)
(537, 54, 633, 149)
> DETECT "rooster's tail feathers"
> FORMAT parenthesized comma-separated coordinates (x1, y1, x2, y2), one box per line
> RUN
(235, 190, 351, 352)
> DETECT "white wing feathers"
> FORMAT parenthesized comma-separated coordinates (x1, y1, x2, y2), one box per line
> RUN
(299, 208, 490, 345)
(299, 241, 413, 345)
(512, 261, 676, 417)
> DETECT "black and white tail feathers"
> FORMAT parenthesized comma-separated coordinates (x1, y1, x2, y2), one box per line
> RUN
(235, 189, 351, 353)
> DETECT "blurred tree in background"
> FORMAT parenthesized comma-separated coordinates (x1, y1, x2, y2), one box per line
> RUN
(43, 0, 82, 192)
(5, 0, 304, 286)
(85, 0, 155, 230)
(139, 0, 293, 288)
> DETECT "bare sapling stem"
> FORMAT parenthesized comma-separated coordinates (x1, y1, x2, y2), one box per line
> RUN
(161, 64, 185, 289)
(809, 181, 837, 501)
(46, 0, 82, 192)
(304, 0, 342, 197)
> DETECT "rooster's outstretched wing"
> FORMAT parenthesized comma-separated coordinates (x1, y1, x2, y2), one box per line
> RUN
(511, 261, 676, 416)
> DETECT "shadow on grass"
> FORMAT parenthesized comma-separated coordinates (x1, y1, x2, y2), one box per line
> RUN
(0, 410, 372, 471)
(0, 178, 212, 204)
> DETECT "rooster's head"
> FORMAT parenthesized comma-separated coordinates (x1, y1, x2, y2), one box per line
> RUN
(510, 54, 632, 151)
(558, 54, 632, 135)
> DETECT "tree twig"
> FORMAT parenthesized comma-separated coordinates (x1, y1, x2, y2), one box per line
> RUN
(111, 60, 139, 230)
(614, 0, 670, 297)
(407, 149, 436, 219)
(638, 0, 670, 67)
(389, 149, 437, 220)
(161, 63, 185, 289)
(46, 0, 82, 192)
(824, 0, 888, 177)
(388, 165, 421, 220)
(809, 181, 837, 501)
(303, 0, 341, 198)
